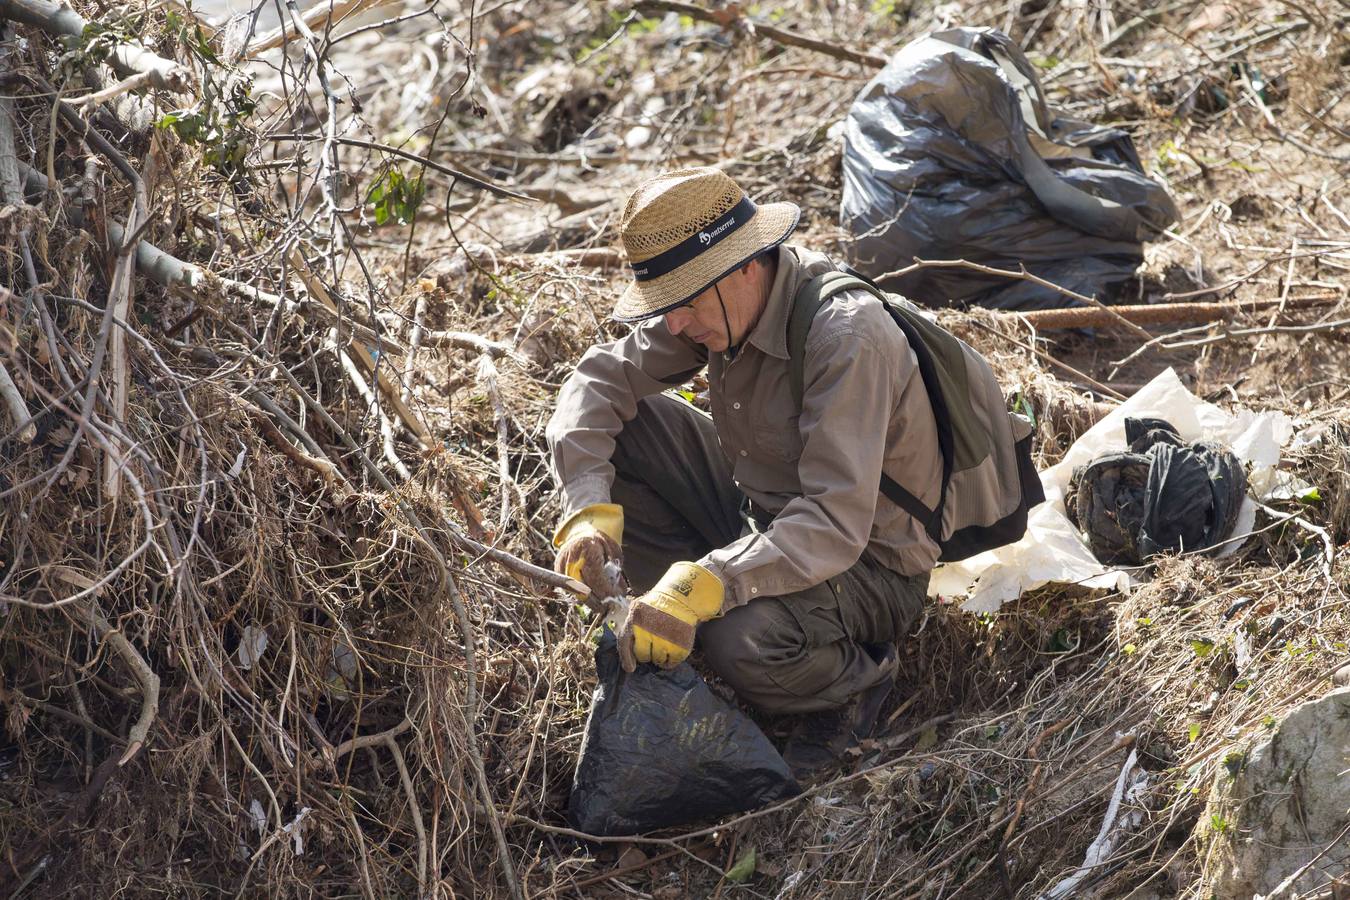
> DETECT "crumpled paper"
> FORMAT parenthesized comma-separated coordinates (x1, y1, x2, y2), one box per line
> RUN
(931, 368, 1296, 612)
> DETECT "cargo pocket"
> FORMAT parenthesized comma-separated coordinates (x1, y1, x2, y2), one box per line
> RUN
(775, 580, 847, 651)
(832, 557, 927, 645)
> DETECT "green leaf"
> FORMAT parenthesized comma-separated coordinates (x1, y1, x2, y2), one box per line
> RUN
(1122, 643, 1137, 656)
(366, 166, 426, 227)
(1190, 638, 1215, 659)
(725, 847, 756, 883)
(1300, 487, 1322, 504)
(1188, 723, 1202, 742)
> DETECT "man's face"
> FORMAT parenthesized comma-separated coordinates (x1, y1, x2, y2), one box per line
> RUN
(662, 263, 756, 353)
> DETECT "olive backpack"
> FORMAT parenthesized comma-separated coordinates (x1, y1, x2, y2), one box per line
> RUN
(787, 271, 1045, 562)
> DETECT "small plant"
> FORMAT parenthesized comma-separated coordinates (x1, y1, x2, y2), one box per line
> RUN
(155, 20, 256, 184)
(365, 167, 426, 227)
(1190, 637, 1216, 658)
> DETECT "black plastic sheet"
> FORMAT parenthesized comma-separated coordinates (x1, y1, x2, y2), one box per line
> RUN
(841, 27, 1179, 310)
(569, 631, 799, 836)
(1066, 418, 1247, 565)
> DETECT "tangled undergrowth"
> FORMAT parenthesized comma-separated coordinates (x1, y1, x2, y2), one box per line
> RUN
(0, 0, 1347, 896)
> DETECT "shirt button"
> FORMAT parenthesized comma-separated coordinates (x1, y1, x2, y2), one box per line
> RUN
(750, 587, 759, 595)
(732, 402, 741, 410)
(739, 450, 748, 457)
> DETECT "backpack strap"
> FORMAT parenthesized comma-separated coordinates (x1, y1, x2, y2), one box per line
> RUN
(787, 271, 954, 542)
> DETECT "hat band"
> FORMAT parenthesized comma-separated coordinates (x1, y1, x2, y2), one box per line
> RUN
(629, 195, 757, 283)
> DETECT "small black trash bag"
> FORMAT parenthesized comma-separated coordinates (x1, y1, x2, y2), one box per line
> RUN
(569, 630, 800, 836)
(1065, 418, 1248, 565)
(841, 27, 1180, 311)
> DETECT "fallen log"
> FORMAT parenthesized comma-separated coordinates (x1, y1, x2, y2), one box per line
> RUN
(998, 295, 1341, 330)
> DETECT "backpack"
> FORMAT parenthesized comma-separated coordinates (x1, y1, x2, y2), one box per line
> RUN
(788, 271, 1045, 563)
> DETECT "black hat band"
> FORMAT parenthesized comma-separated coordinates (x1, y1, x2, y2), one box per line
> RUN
(629, 195, 757, 283)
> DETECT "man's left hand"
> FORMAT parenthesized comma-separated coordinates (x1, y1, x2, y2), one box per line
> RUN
(616, 562, 723, 672)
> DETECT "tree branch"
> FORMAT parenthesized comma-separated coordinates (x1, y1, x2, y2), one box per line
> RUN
(633, 0, 888, 69)
(0, 0, 191, 92)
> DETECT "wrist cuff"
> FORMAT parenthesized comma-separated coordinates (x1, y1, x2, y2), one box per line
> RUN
(553, 502, 624, 548)
(652, 561, 725, 621)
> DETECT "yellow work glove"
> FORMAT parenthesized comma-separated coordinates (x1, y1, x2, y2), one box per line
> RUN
(619, 562, 724, 672)
(553, 503, 625, 598)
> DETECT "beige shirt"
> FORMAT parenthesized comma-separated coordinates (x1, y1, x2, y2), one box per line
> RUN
(547, 245, 942, 609)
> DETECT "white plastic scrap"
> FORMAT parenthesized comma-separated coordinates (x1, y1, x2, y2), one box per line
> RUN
(931, 368, 1296, 612)
(248, 798, 267, 834)
(237, 625, 269, 671)
(281, 807, 313, 856)
(1039, 747, 1148, 899)
(773, 871, 806, 899)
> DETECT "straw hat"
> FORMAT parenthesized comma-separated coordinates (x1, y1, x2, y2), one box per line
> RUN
(613, 168, 800, 322)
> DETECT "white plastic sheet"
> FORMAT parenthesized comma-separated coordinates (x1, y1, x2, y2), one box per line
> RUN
(930, 368, 1295, 612)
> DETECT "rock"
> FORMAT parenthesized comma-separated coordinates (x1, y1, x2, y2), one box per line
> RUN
(1200, 686, 1350, 898)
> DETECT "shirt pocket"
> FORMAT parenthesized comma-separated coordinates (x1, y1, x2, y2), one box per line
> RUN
(751, 414, 802, 462)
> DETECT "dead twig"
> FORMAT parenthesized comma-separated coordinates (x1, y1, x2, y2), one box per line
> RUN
(267, 133, 537, 202)
(0, 356, 34, 443)
(288, 247, 431, 447)
(633, 0, 889, 69)
(421, 329, 525, 361)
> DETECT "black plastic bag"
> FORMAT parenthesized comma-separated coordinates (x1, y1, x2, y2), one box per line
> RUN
(1066, 418, 1247, 565)
(841, 27, 1179, 310)
(569, 631, 800, 836)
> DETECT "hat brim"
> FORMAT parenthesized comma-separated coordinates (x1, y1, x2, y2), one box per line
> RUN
(612, 201, 801, 322)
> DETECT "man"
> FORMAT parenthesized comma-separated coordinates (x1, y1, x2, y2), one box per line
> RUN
(546, 167, 943, 775)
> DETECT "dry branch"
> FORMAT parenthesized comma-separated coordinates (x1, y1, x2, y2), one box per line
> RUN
(268, 133, 537, 202)
(0, 0, 191, 92)
(51, 568, 161, 765)
(244, 0, 397, 57)
(15, 158, 408, 354)
(102, 161, 151, 502)
(885, 258, 1154, 340)
(1003, 294, 1340, 330)
(421, 329, 523, 360)
(0, 357, 33, 442)
(633, 0, 888, 69)
(287, 248, 431, 446)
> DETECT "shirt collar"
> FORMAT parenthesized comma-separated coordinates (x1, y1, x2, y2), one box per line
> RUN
(741, 245, 800, 360)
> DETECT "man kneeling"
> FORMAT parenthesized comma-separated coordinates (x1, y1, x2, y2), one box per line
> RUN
(547, 167, 944, 777)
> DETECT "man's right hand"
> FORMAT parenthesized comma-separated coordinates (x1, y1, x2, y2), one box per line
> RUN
(552, 503, 626, 598)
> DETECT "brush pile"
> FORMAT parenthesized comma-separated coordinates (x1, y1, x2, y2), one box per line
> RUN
(0, 0, 1347, 896)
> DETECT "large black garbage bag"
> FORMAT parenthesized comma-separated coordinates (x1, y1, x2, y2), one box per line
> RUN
(841, 27, 1180, 311)
(1065, 418, 1247, 565)
(569, 631, 800, 836)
